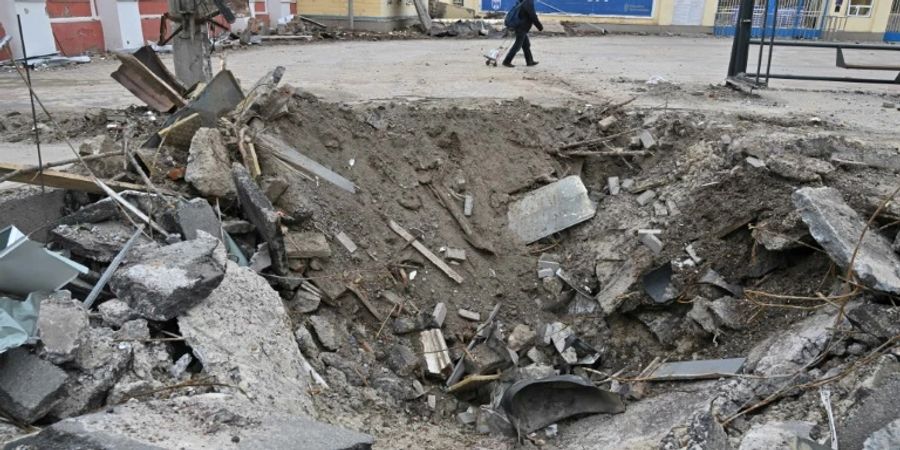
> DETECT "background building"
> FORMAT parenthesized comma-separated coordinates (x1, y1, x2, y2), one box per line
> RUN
(1, 0, 898, 62)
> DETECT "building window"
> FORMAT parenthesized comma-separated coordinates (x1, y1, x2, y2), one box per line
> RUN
(847, 0, 874, 17)
(833, 0, 844, 13)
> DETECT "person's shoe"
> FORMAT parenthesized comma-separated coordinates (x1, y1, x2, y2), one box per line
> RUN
(502, 62, 515, 68)
(526, 61, 539, 67)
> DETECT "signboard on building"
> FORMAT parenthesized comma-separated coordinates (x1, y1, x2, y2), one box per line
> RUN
(483, 0, 654, 17)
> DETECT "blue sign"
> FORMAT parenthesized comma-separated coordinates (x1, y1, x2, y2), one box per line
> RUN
(483, 0, 654, 17)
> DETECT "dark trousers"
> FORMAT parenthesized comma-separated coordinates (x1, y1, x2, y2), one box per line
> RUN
(503, 30, 533, 65)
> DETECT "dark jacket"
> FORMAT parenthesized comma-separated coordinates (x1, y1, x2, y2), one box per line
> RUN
(516, 0, 543, 32)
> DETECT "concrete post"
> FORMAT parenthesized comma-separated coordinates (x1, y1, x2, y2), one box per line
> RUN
(168, 0, 213, 88)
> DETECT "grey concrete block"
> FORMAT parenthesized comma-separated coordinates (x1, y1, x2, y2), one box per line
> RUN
(793, 187, 900, 295)
(174, 198, 221, 241)
(185, 128, 236, 199)
(0, 348, 68, 423)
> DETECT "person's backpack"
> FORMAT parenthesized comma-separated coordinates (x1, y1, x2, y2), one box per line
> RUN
(504, 0, 524, 29)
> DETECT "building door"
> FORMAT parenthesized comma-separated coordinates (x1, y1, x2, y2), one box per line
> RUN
(886, 0, 900, 42)
(714, 0, 827, 39)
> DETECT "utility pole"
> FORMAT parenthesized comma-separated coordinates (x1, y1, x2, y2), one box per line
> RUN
(167, 0, 214, 88)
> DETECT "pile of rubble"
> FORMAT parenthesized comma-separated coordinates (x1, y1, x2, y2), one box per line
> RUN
(1, 56, 899, 449)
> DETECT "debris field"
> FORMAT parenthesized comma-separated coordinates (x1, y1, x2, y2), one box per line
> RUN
(1, 50, 900, 450)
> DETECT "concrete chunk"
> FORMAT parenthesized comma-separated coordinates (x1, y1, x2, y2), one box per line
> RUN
(608, 176, 620, 195)
(286, 232, 332, 259)
(97, 299, 137, 328)
(639, 130, 657, 149)
(432, 302, 447, 328)
(174, 198, 221, 240)
(507, 176, 596, 244)
(179, 263, 315, 416)
(640, 232, 663, 255)
(458, 309, 481, 322)
(49, 222, 154, 263)
(598, 116, 617, 131)
(185, 128, 236, 198)
(36, 291, 89, 365)
(635, 189, 656, 206)
(233, 163, 288, 275)
(4, 394, 374, 450)
(0, 348, 68, 423)
(792, 187, 900, 294)
(110, 231, 226, 321)
(445, 248, 466, 262)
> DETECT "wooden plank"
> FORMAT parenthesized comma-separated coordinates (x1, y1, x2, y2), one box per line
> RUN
(420, 329, 452, 377)
(255, 132, 356, 194)
(388, 219, 464, 284)
(0, 163, 146, 194)
(346, 284, 385, 322)
(111, 52, 186, 113)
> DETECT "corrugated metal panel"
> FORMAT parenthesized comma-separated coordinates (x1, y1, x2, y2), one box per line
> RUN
(482, 0, 654, 17)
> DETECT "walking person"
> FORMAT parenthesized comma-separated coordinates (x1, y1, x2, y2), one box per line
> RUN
(502, 0, 543, 68)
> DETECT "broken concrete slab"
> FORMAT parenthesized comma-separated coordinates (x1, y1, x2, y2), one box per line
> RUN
(233, 163, 288, 275)
(864, 418, 900, 450)
(746, 307, 837, 376)
(507, 324, 536, 353)
(51, 326, 133, 419)
(767, 154, 834, 182)
(507, 176, 597, 244)
(5, 394, 374, 450)
(738, 421, 815, 450)
(178, 263, 315, 416)
(173, 198, 221, 240)
(837, 371, 900, 450)
(386, 344, 419, 377)
(110, 231, 226, 321)
(0, 187, 67, 243)
(292, 289, 321, 314)
(0, 348, 68, 424)
(596, 255, 650, 316)
(792, 187, 900, 295)
(49, 221, 155, 263)
(308, 312, 348, 352)
(36, 291, 89, 365)
(846, 302, 900, 340)
(286, 231, 332, 259)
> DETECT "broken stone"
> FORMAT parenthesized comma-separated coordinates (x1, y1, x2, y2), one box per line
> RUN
(391, 316, 422, 335)
(174, 198, 221, 240)
(751, 210, 808, 251)
(458, 308, 481, 322)
(36, 291, 89, 365)
(286, 231, 332, 259)
(464, 344, 511, 375)
(185, 128, 236, 198)
(793, 187, 900, 294)
(709, 296, 746, 330)
(179, 263, 315, 416)
(458, 406, 478, 425)
(249, 244, 271, 272)
(6, 394, 374, 449)
(372, 376, 423, 401)
(97, 299, 137, 328)
(661, 410, 731, 450)
(386, 344, 419, 377)
(746, 307, 837, 376)
(464, 194, 474, 216)
(259, 176, 289, 203)
(837, 364, 900, 449)
(222, 219, 254, 234)
(698, 268, 743, 298)
(639, 232, 663, 255)
(767, 154, 834, 182)
(432, 302, 447, 328)
(608, 176, 621, 195)
(445, 248, 466, 262)
(864, 418, 900, 450)
(652, 201, 668, 216)
(846, 302, 900, 340)
(639, 130, 657, 149)
(110, 231, 227, 321)
(738, 421, 815, 450)
(169, 353, 192, 379)
(114, 318, 151, 341)
(0, 348, 68, 424)
(598, 115, 617, 131)
(634, 310, 683, 344)
(233, 163, 288, 275)
(294, 325, 320, 360)
(308, 312, 348, 352)
(597, 255, 650, 316)
(51, 326, 133, 419)
(507, 176, 597, 244)
(49, 221, 154, 263)
(291, 288, 321, 314)
(635, 189, 656, 206)
(508, 324, 536, 352)
(687, 297, 720, 335)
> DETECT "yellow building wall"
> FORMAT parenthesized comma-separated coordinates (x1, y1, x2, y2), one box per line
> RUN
(299, 0, 384, 17)
(701, 0, 718, 26)
(382, 0, 418, 18)
(833, 0, 893, 33)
